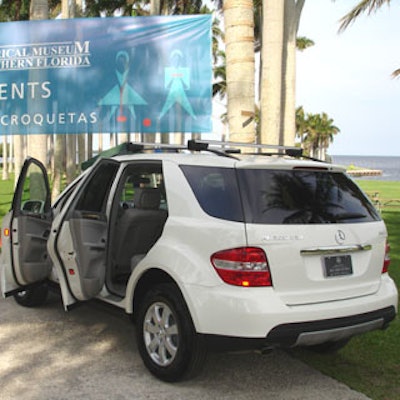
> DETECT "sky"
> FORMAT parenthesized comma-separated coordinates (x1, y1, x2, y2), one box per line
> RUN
(296, 0, 400, 156)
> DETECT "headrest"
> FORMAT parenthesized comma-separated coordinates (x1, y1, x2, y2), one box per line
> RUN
(133, 188, 161, 210)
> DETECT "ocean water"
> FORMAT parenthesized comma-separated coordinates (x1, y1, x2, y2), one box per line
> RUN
(332, 155, 400, 181)
(1, 155, 400, 181)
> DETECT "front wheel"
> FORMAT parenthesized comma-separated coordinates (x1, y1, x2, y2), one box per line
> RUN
(135, 283, 207, 382)
(13, 283, 49, 307)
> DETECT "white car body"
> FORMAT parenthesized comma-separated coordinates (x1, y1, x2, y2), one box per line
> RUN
(1, 142, 398, 381)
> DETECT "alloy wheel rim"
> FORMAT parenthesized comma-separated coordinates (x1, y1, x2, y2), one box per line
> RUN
(143, 301, 179, 367)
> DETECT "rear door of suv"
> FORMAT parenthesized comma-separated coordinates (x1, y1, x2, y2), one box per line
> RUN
(237, 164, 387, 305)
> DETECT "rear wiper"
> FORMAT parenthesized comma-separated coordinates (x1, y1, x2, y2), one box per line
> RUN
(331, 212, 366, 221)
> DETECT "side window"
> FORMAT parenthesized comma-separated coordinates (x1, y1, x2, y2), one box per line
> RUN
(19, 162, 50, 215)
(118, 163, 167, 211)
(180, 165, 244, 222)
(74, 162, 119, 214)
(52, 176, 84, 215)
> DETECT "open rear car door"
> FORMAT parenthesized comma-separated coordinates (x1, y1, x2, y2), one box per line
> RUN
(47, 158, 120, 309)
(1, 158, 52, 297)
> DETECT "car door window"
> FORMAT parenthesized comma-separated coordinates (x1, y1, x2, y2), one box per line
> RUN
(16, 161, 51, 217)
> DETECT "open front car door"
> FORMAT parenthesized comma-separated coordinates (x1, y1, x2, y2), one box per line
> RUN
(1, 158, 52, 297)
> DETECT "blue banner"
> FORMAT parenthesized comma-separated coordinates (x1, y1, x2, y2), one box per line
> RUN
(0, 15, 212, 135)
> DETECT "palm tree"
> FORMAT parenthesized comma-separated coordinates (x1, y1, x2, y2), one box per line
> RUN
(338, 0, 391, 32)
(295, 106, 307, 145)
(27, 0, 49, 172)
(213, 0, 255, 144)
(296, 36, 315, 51)
(302, 111, 340, 160)
(259, 0, 306, 147)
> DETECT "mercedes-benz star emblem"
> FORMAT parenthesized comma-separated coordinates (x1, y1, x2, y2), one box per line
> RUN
(335, 230, 346, 245)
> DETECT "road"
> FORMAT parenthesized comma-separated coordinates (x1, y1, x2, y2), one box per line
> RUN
(0, 291, 371, 400)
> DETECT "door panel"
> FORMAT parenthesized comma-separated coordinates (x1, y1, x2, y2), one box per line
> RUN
(52, 159, 120, 304)
(1, 157, 52, 296)
(13, 215, 51, 285)
(58, 214, 107, 301)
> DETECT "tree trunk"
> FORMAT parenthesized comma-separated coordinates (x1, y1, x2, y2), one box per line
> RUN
(260, 1, 284, 145)
(282, 0, 305, 146)
(87, 133, 93, 159)
(13, 135, 26, 187)
(2, 135, 8, 180)
(150, 0, 161, 16)
(66, 135, 76, 184)
(28, 0, 49, 167)
(8, 136, 13, 173)
(98, 133, 103, 152)
(224, 0, 255, 145)
(77, 134, 85, 173)
(51, 134, 65, 201)
(260, 0, 305, 146)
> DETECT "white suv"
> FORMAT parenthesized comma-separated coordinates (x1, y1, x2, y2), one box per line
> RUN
(0, 140, 398, 382)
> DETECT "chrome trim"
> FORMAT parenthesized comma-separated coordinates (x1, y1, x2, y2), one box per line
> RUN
(301, 244, 372, 256)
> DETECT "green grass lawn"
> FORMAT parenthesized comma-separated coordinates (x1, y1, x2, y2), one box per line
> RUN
(0, 173, 399, 399)
(0, 173, 14, 226)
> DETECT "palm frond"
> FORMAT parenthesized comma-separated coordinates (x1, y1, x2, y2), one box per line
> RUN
(338, 0, 391, 32)
(391, 68, 400, 78)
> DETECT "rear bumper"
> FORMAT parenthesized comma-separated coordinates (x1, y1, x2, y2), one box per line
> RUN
(204, 306, 396, 352)
(183, 274, 398, 338)
(265, 306, 396, 347)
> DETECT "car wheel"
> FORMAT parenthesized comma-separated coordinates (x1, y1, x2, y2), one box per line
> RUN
(135, 283, 207, 382)
(307, 338, 350, 353)
(13, 284, 49, 307)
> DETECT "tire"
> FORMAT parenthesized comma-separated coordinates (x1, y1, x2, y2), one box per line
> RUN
(135, 283, 207, 382)
(307, 338, 350, 354)
(13, 284, 49, 308)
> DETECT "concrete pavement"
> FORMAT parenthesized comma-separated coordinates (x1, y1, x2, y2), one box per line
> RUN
(0, 292, 371, 400)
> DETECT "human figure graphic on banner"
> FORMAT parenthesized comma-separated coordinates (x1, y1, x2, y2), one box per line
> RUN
(159, 49, 196, 121)
(98, 50, 147, 123)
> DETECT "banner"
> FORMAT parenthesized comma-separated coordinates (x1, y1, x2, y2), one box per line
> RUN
(0, 15, 212, 135)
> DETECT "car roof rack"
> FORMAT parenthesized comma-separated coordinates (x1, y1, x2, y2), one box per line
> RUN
(187, 139, 303, 158)
(81, 139, 315, 170)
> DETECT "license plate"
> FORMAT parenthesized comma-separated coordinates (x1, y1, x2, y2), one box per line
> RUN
(324, 255, 353, 277)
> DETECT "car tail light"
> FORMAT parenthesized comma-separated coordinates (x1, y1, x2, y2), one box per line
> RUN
(211, 247, 272, 287)
(382, 240, 391, 274)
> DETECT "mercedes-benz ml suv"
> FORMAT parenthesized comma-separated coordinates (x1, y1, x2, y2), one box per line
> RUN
(1, 140, 397, 382)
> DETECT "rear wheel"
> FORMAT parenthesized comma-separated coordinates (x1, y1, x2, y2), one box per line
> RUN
(13, 284, 49, 307)
(135, 283, 207, 382)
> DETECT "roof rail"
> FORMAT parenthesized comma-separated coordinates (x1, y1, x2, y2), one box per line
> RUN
(81, 141, 187, 170)
(187, 139, 303, 157)
(81, 139, 306, 171)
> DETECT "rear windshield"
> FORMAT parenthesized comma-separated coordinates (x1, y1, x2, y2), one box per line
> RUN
(238, 169, 380, 224)
(181, 166, 381, 224)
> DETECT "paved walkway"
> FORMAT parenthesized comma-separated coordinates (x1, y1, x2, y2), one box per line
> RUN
(0, 292, 371, 400)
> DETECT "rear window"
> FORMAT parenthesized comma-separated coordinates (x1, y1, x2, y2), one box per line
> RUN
(238, 169, 381, 224)
(182, 165, 380, 224)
